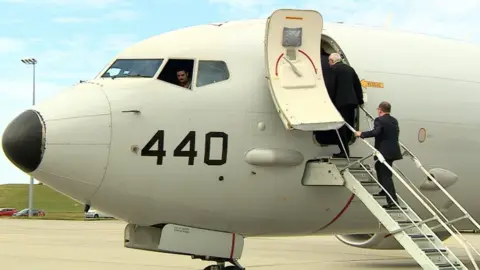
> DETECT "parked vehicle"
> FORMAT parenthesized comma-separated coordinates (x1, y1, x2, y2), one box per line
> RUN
(84, 209, 114, 219)
(0, 208, 17, 216)
(12, 208, 45, 217)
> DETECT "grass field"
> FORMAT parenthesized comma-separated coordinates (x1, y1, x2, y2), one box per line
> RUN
(0, 184, 101, 220)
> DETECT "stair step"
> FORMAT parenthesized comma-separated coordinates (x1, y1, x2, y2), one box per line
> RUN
(360, 182, 380, 193)
(349, 168, 373, 173)
(325, 157, 371, 168)
(409, 234, 434, 239)
(423, 248, 447, 253)
(437, 262, 463, 269)
(350, 169, 375, 182)
(372, 195, 405, 207)
(398, 220, 420, 224)
(342, 169, 468, 269)
(423, 248, 456, 266)
(410, 234, 440, 249)
(388, 209, 413, 222)
(385, 206, 408, 211)
(360, 181, 378, 185)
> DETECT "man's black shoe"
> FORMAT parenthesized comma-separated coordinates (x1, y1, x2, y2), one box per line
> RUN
(382, 203, 398, 209)
(333, 152, 348, 158)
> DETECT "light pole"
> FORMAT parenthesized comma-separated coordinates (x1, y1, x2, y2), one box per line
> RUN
(21, 57, 37, 218)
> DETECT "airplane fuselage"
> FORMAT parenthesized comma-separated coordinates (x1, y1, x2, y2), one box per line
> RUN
(4, 19, 480, 239)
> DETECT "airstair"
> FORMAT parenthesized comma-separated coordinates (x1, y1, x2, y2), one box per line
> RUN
(332, 107, 480, 269)
(261, 7, 480, 268)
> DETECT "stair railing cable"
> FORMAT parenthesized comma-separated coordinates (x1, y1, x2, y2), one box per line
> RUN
(393, 161, 480, 261)
(359, 106, 480, 260)
(360, 106, 480, 232)
(360, 107, 480, 225)
(341, 163, 455, 267)
(345, 123, 478, 270)
(349, 107, 480, 269)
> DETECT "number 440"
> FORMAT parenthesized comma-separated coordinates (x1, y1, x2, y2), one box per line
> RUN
(141, 130, 228, 166)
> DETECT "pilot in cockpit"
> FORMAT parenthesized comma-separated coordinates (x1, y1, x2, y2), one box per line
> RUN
(176, 69, 192, 89)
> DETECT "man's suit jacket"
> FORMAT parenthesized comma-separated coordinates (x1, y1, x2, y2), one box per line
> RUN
(360, 114, 403, 161)
(330, 62, 364, 108)
(320, 53, 335, 99)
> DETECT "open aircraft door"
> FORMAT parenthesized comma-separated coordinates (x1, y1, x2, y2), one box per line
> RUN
(265, 9, 344, 131)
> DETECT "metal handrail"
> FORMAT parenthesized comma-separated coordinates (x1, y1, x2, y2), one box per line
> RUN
(343, 116, 479, 269)
(393, 162, 480, 260)
(345, 163, 455, 267)
(358, 107, 480, 262)
(360, 106, 480, 233)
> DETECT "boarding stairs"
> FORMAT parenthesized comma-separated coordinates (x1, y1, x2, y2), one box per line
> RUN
(330, 108, 480, 269)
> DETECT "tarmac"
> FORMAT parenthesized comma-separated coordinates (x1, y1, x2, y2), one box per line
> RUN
(1, 219, 480, 270)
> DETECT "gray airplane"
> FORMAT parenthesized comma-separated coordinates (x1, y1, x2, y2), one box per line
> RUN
(2, 8, 480, 270)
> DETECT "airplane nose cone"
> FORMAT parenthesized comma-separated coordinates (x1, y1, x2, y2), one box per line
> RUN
(2, 109, 45, 173)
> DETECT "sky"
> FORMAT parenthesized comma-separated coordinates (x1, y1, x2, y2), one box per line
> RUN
(0, 0, 479, 184)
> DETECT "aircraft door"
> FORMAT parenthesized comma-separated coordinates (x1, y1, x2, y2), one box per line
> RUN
(264, 9, 344, 131)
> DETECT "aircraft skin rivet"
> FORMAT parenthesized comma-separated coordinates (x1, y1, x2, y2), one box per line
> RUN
(131, 145, 139, 153)
(219, 176, 224, 181)
(258, 122, 266, 131)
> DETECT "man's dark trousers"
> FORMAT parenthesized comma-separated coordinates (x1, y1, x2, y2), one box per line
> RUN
(336, 104, 356, 156)
(375, 159, 397, 204)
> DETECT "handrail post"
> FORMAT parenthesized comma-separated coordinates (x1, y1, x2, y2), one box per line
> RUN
(361, 106, 480, 232)
(351, 108, 480, 269)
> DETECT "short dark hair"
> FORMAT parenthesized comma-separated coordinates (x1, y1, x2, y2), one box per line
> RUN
(378, 101, 391, 113)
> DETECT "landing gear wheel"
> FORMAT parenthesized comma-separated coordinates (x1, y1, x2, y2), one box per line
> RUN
(203, 263, 225, 270)
(203, 266, 243, 270)
(202, 261, 245, 270)
(229, 259, 245, 270)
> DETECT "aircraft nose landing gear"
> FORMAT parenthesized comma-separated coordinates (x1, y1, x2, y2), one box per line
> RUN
(203, 259, 245, 270)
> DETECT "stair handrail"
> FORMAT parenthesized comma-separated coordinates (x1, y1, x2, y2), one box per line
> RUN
(347, 163, 456, 267)
(358, 106, 480, 261)
(352, 113, 478, 266)
(359, 106, 480, 233)
(392, 161, 480, 260)
(344, 120, 479, 270)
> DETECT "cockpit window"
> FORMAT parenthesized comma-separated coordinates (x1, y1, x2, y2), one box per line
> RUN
(158, 59, 195, 90)
(196, 61, 230, 87)
(102, 59, 163, 78)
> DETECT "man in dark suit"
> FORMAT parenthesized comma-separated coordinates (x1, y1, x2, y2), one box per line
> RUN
(320, 48, 335, 99)
(355, 101, 403, 209)
(329, 53, 364, 158)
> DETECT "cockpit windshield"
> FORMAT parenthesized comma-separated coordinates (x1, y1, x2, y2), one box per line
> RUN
(101, 59, 163, 78)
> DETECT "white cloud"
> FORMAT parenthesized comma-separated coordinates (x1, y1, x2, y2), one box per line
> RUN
(12, 34, 140, 83)
(2, 0, 131, 8)
(102, 34, 139, 51)
(0, 79, 65, 103)
(0, 19, 23, 25)
(210, 0, 275, 9)
(52, 9, 138, 24)
(52, 17, 99, 23)
(45, 0, 130, 7)
(209, 0, 480, 43)
(0, 38, 24, 54)
(105, 9, 138, 20)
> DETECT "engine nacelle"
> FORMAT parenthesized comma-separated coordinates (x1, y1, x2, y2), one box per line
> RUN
(335, 231, 452, 250)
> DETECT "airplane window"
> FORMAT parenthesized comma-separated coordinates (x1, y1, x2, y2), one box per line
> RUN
(196, 61, 230, 87)
(101, 59, 163, 78)
(158, 59, 195, 89)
